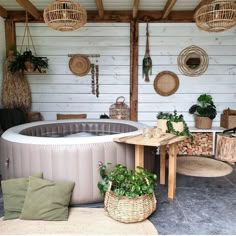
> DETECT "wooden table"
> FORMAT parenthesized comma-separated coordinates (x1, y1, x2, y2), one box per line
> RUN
(113, 132, 187, 199)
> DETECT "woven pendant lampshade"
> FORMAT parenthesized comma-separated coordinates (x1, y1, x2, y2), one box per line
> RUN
(195, 0, 236, 32)
(43, 0, 87, 31)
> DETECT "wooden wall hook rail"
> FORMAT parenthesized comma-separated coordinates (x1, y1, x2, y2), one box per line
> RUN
(68, 54, 100, 58)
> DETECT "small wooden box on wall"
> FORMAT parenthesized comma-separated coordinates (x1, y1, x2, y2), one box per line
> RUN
(220, 108, 236, 129)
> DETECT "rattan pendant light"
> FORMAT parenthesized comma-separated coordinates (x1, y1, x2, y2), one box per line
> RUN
(195, 0, 236, 32)
(43, 0, 87, 31)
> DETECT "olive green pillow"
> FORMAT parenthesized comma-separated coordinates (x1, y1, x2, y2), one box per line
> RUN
(1, 173, 43, 220)
(20, 176, 75, 221)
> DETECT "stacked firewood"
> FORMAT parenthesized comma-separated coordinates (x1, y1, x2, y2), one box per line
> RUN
(178, 133, 213, 156)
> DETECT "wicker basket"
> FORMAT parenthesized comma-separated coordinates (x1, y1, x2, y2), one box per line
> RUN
(109, 96, 130, 120)
(220, 114, 236, 129)
(195, 115, 212, 129)
(104, 182, 157, 223)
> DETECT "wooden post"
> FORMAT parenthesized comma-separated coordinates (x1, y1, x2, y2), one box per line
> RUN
(130, 20, 139, 121)
(5, 19, 16, 56)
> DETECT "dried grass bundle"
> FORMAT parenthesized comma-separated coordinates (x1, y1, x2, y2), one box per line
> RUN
(1, 53, 32, 111)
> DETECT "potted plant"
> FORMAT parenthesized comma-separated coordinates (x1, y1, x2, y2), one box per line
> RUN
(99, 113, 110, 119)
(8, 49, 48, 74)
(97, 162, 157, 223)
(156, 110, 193, 140)
(189, 94, 217, 129)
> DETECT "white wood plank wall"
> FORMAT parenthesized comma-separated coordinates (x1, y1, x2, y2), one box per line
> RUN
(138, 23, 236, 127)
(15, 22, 130, 120)
(1, 22, 235, 127)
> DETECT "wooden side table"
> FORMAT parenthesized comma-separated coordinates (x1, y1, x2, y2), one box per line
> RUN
(113, 133, 187, 199)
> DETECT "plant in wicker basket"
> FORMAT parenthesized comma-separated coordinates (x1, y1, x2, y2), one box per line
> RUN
(157, 110, 193, 140)
(97, 163, 157, 223)
(189, 94, 217, 129)
(8, 49, 48, 74)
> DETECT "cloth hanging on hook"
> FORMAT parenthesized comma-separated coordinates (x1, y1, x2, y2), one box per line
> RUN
(142, 22, 152, 82)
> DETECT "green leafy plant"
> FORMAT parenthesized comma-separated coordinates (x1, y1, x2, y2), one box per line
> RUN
(97, 163, 157, 198)
(99, 113, 110, 119)
(8, 49, 48, 74)
(157, 110, 193, 140)
(189, 94, 217, 120)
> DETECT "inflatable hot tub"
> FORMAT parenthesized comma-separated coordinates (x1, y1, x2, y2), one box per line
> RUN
(0, 119, 147, 204)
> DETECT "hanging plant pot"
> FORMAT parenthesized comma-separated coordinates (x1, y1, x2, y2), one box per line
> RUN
(8, 50, 49, 74)
(24, 61, 34, 73)
(142, 22, 152, 82)
(8, 12, 48, 75)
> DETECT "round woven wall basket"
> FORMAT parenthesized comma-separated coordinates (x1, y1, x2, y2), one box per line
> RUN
(69, 55, 91, 76)
(177, 45, 208, 77)
(153, 71, 179, 96)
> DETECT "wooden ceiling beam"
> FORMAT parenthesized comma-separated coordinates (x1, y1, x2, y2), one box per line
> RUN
(133, 0, 140, 19)
(0, 5, 8, 18)
(95, 0, 104, 19)
(162, 0, 177, 20)
(16, 0, 42, 20)
(7, 10, 195, 22)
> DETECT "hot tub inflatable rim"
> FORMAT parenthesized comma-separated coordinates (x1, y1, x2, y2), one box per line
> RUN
(1, 119, 147, 145)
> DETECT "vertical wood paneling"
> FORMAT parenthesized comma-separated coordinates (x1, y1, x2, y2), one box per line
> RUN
(138, 23, 236, 127)
(15, 23, 130, 120)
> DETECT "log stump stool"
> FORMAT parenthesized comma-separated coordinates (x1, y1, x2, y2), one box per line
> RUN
(215, 133, 236, 163)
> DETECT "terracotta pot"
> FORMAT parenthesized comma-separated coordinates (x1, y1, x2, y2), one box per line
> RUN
(195, 115, 212, 129)
(24, 61, 34, 72)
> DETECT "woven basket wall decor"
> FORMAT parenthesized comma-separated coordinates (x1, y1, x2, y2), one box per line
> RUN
(178, 45, 208, 77)
(69, 55, 91, 76)
(153, 71, 179, 96)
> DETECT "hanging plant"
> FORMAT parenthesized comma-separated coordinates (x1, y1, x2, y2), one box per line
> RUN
(142, 22, 152, 82)
(8, 12, 49, 75)
(9, 49, 48, 74)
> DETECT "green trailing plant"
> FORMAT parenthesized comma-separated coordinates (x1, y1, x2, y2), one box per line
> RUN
(8, 49, 48, 74)
(189, 94, 217, 120)
(157, 110, 193, 140)
(97, 163, 157, 198)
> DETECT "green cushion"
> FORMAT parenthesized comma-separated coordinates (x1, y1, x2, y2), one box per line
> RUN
(1, 173, 43, 220)
(20, 176, 75, 221)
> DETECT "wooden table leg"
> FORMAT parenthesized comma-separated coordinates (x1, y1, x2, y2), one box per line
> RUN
(160, 145, 166, 185)
(168, 142, 177, 199)
(135, 145, 144, 169)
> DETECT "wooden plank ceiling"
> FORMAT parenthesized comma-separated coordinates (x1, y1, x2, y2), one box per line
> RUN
(0, 0, 204, 22)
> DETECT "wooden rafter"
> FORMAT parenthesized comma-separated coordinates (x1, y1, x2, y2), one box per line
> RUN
(133, 0, 139, 19)
(0, 5, 8, 18)
(162, 0, 177, 20)
(95, 0, 104, 18)
(16, 0, 42, 20)
(7, 10, 196, 22)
